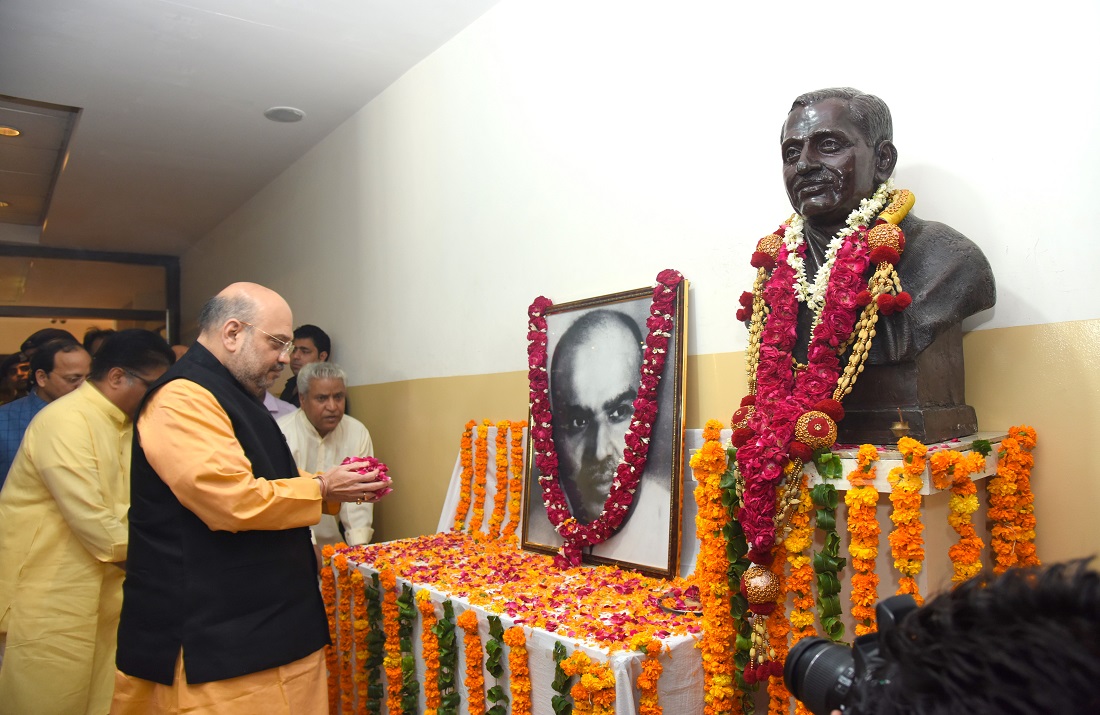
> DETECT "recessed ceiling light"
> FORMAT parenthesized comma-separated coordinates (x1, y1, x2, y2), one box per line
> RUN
(0, 126, 20, 137)
(263, 106, 306, 123)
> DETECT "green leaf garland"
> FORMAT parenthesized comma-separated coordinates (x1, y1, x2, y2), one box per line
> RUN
(432, 600, 461, 715)
(810, 479, 847, 642)
(363, 572, 386, 715)
(486, 615, 509, 714)
(551, 641, 574, 715)
(397, 583, 420, 713)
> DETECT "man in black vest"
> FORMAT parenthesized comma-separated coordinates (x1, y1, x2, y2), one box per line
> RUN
(113, 282, 390, 713)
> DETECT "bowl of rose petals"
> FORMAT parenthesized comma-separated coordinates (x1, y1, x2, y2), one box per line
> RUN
(658, 584, 702, 616)
(341, 456, 393, 498)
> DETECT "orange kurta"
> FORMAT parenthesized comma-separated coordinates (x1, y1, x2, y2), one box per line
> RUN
(111, 380, 332, 715)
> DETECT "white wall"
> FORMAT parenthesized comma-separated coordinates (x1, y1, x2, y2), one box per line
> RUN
(183, 0, 1100, 386)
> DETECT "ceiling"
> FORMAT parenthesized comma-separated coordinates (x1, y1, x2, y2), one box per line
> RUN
(0, 0, 501, 257)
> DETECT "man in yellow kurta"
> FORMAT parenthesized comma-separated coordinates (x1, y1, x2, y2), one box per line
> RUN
(112, 282, 391, 715)
(0, 330, 176, 715)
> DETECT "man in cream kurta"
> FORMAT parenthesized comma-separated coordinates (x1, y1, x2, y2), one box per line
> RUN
(0, 330, 175, 715)
(278, 361, 374, 546)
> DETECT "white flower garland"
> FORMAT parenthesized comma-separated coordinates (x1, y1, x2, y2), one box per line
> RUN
(782, 179, 894, 333)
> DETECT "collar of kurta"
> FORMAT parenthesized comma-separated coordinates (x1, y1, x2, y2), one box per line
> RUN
(81, 380, 130, 427)
(158, 341, 265, 405)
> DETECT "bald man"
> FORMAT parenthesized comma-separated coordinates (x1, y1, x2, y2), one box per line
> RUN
(112, 283, 391, 714)
(550, 310, 644, 524)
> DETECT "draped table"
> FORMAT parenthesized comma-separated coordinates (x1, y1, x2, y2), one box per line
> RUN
(328, 533, 706, 714)
(327, 426, 1007, 714)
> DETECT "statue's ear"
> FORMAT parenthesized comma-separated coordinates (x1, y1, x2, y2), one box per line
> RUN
(875, 140, 898, 182)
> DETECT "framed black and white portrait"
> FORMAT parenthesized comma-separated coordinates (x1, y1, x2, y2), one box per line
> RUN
(521, 280, 688, 578)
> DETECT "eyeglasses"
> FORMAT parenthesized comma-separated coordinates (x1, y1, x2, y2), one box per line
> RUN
(238, 320, 295, 357)
(123, 369, 155, 389)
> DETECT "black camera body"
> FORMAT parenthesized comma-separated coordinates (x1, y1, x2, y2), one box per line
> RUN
(784, 594, 919, 715)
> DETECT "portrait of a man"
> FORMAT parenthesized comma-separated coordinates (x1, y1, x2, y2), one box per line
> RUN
(522, 287, 686, 576)
(550, 309, 643, 524)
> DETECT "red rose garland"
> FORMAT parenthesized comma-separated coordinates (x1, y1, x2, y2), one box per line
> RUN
(732, 184, 914, 679)
(527, 269, 683, 567)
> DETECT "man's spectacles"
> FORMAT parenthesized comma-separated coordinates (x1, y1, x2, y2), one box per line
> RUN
(238, 320, 295, 357)
(123, 369, 155, 389)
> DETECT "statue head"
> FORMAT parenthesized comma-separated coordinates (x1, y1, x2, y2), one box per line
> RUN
(781, 88, 898, 230)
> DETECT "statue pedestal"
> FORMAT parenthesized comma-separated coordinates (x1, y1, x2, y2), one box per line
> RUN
(839, 325, 978, 444)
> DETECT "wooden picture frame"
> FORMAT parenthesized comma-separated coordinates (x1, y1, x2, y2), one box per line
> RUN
(521, 281, 688, 578)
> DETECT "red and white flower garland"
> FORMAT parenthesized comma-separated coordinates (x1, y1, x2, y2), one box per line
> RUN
(731, 183, 913, 680)
(527, 269, 683, 567)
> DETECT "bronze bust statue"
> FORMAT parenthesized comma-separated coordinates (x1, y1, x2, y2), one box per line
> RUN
(759, 87, 995, 443)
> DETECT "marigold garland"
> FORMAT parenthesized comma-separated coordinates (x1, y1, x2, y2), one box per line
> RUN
(487, 420, 512, 539)
(1011, 427, 1040, 569)
(988, 426, 1040, 573)
(470, 420, 491, 534)
(334, 552, 355, 714)
(887, 437, 926, 604)
(766, 540, 792, 715)
(379, 567, 404, 715)
(501, 421, 527, 542)
(350, 569, 370, 712)
(845, 444, 881, 635)
(453, 420, 477, 531)
(504, 626, 532, 715)
(689, 420, 738, 715)
(930, 448, 988, 583)
(561, 650, 617, 715)
(456, 609, 487, 715)
(417, 591, 442, 715)
(630, 635, 663, 715)
(785, 474, 816, 645)
(321, 545, 339, 715)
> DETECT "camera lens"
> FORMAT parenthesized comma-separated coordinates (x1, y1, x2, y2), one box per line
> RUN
(784, 637, 856, 715)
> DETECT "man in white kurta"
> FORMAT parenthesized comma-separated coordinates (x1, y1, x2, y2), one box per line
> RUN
(0, 330, 175, 715)
(278, 361, 375, 546)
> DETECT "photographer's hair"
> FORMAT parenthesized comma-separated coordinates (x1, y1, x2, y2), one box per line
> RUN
(197, 293, 259, 334)
(30, 338, 85, 378)
(90, 329, 176, 381)
(874, 559, 1100, 714)
(293, 324, 331, 358)
(297, 361, 347, 397)
(789, 87, 893, 147)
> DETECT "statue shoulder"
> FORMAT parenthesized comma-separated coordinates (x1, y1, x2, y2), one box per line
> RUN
(864, 211, 997, 364)
(897, 213, 995, 308)
(900, 215, 989, 265)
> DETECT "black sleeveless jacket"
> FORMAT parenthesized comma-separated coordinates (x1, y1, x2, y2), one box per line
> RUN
(116, 342, 329, 684)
